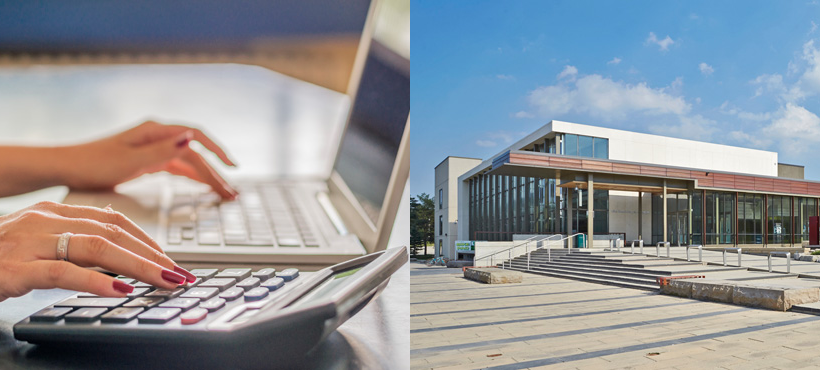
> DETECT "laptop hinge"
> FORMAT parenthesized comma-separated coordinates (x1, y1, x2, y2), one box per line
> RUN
(316, 191, 348, 235)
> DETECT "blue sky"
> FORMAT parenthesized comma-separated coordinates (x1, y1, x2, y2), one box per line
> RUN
(411, 1, 820, 197)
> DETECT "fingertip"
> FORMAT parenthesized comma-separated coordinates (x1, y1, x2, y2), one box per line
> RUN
(113, 279, 135, 295)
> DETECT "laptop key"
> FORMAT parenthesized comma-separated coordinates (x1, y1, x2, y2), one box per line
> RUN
(260, 277, 284, 291)
(277, 237, 301, 247)
(160, 298, 200, 312)
(215, 268, 252, 281)
(277, 268, 300, 282)
(180, 307, 209, 325)
(138, 308, 182, 324)
(145, 287, 185, 299)
(30, 307, 73, 322)
(199, 278, 236, 292)
(65, 307, 107, 323)
(101, 307, 144, 323)
(189, 269, 218, 279)
(123, 297, 165, 308)
(55, 298, 128, 308)
(180, 287, 219, 301)
(236, 277, 261, 291)
(219, 287, 244, 301)
(252, 268, 276, 280)
(199, 297, 226, 312)
(244, 287, 269, 301)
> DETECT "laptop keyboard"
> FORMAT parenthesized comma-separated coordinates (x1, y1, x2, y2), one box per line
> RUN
(29, 267, 300, 325)
(166, 184, 320, 248)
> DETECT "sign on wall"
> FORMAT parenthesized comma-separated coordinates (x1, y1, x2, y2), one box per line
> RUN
(455, 240, 475, 254)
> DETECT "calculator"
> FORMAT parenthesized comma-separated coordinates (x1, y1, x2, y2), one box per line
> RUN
(13, 246, 407, 363)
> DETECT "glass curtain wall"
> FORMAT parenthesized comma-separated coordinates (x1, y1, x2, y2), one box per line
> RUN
(797, 197, 817, 243)
(767, 195, 792, 245)
(570, 188, 609, 234)
(737, 193, 764, 244)
(687, 191, 734, 245)
(562, 134, 608, 159)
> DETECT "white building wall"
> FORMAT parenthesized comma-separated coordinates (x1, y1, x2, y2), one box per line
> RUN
(435, 157, 481, 259)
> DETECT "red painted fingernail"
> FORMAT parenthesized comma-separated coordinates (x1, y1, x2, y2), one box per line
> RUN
(174, 265, 197, 283)
(113, 280, 134, 294)
(161, 269, 186, 285)
(176, 136, 191, 148)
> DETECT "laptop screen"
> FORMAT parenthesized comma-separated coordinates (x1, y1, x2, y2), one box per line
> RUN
(332, 40, 409, 224)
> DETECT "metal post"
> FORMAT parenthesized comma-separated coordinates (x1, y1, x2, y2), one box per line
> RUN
(548, 247, 551, 262)
(639, 240, 644, 254)
(686, 246, 690, 261)
(768, 254, 772, 272)
(723, 250, 726, 266)
(787, 253, 791, 273)
(698, 245, 702, 262)
(656, 242, 661, 258)
(631, 240, 635, 254)
(665, 242, 671, 258)
(737, 248, 742, 267)
(527, 251, 530, 271)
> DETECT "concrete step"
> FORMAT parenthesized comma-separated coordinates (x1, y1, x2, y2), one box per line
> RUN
(531, 260, 675, 276)
(507, 265, 659, 291)
(520, 264, 660, 286)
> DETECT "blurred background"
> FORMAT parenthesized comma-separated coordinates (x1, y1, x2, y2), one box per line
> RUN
(0, 0, 409, 215)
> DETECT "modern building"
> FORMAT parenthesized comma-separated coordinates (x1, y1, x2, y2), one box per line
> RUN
(434, 156, 482, 258)
(438, 120, 818, 260)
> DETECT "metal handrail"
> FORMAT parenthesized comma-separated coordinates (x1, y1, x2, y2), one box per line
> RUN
(525, 234, 565, 270)
(768, 252, 791, 273)
(685, 245, 703, 262)
(655, 242, 671, 258)
(475, 234, 558, 268)
(534, 233, 585, 267)
(723, 248, 742, 267)
(630, 240, 644, 255)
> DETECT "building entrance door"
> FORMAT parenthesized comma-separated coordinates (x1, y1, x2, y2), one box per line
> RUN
(668, 211, 689, 245)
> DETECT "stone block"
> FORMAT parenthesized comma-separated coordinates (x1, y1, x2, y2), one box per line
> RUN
(464, 268, 522, 284)
(446, 260, 473, 268)
(798, 255, 820, 262)
(690, 280, 735, 303)
(661, 279, 694, 298)
(733, 284, 819, 311)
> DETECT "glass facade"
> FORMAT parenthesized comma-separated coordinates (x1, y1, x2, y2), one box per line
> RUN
(738, 193, 764, 244)
(562, 133, 608, 159)
(768, 195, 792, 245)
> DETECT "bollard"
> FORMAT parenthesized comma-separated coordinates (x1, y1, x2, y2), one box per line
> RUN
(639, 240, 644, 255)
(665, 242, 671, 258)
(631, 240, 635, 254)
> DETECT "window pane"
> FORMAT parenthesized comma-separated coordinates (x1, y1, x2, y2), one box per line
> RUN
(593, 138, 608, 159)
(578, 135, 593, 157)
(564, 134, 578, 156)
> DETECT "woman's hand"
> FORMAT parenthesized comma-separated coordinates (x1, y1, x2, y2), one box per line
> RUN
(0, 201, 196, 302)
(59, 120, 238, 200)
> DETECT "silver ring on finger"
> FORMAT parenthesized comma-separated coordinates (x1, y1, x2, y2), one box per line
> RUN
(56, 232, 74, 262)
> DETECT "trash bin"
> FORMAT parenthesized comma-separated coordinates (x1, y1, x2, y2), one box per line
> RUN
(576, 234, 587, 248)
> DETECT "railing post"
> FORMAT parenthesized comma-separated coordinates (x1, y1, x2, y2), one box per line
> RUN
(548, 247, 551, 262)
(656, 242, 661, 258)
(686, 246, 690, 261)
(723, 249, 727, 266)
(527, 250, 530, 271)
(768, 253, 772, 272)
(631, 240, 635, 254)
(737, 248, 742, 267)
(698, 245, 702, 262)
(639, 240, 644, 255)
(787, 252, 791, 273)
(665, 242, 671, 258)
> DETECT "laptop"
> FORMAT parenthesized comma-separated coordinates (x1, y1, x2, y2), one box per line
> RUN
(62, 0, 410, 266)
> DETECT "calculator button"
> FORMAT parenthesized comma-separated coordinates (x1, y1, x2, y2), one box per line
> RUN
(101, 307, 144, 323)
(138, 308, 182, 324)
(252, 268, 276, 280)
(215, 268, 252, 281)
(30, 307, 73, 322)
(184, 277, 202, 288)
(261, 277, 285, 291)
(123, 297, 165, 308)
(55, 298, 128, 308)
(189, 269, 218, 279)
(219, 287, 244, 301)
(160, 298, 200, 312)
(199, 297, 226, 312)
(236, 277, 261, 291)
(180, 308, 209, 325)
(65, 307, 107, 323)
(199, 278, 236, 292)
(277, 268, 299, 282)
(145, 287, 185, 299)
(244, 287, 269, 301)
(180, 287, 219, 301)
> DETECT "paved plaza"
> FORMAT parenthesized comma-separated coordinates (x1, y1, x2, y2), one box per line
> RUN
(410, 263, 820, 370)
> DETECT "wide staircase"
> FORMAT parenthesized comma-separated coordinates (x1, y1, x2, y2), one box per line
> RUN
(498, 249, 714, 291)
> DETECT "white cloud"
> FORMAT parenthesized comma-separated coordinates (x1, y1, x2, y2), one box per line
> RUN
(720, 101, 773, 121)
(689, 13, 700, 20)
(513, 111, 534, 119)
(526, 72, 690, 121)
(607, 57, 622, 65)
(475, 140, 497, 147)
(646, 32, 675, 51)
(496, 74, 515, 81)
(728, 130, 772, 148)
(811, 21, 818, 34)
(557, 65, 578, 80)
(797, 40, 820, 94)
(750, 73, 786, 98)
(698, 62, 714, 76)
(762, 103, 820, 156)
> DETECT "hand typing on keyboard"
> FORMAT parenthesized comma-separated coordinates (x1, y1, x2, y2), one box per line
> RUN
(0, 120, 238, 200)
(0, 201, 197, 302)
